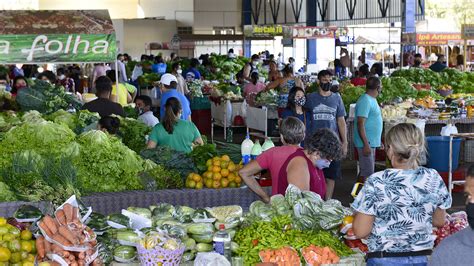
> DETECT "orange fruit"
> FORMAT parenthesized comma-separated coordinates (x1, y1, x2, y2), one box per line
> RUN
(213, 160, 221, 166)
(212, 166, 221, 173)
(192, 174, 202, 183)
(206, 159, 213, 167)
(195, 182, 203, 190)
(205, 179, 213, 188)
(221, 169, 229, 177)
(227, 162, 236, 172)
(203, 171, 213, 179)
(186, 179, 196, 188)
(207, 165, 213, 172)
(221, 155, 231, 161)
(213, 172, 222, 181)
(220, 161, 229, 169)
(212, 181, 221, 189)
(235, 176, 242, 184)
(228, 182, 237, 188)
(227, 173, 236, 182)
(221, 178, 229, 188)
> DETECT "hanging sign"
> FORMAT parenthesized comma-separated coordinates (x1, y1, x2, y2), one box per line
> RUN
(292, 26, 349, 39)
(416, 33, 462, 45)
(244, 25, 290, 38)
(461, 24, 474, 39)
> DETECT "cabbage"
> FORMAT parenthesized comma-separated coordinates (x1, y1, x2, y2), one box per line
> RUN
(173, 206, 195, 223)
(270, 195, 291, 216)
(74, 130, 144, 193)
(249, 201, 275, 222)
(157, 224, 187, 239)
(0, 120, 76, 168)
(151, 203, 175, 219)
(45, 109, 77, 130)
(285, 184, 302, 206)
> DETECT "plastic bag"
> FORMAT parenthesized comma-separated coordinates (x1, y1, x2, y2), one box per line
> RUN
(194, 252, 231, 266)
(441, 123, 458, 136)
(225, 100, 233, 125)
(241, 99, 248, 118)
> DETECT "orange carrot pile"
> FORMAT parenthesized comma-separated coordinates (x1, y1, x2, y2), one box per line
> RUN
(36, 203, 103, 265)
(302, 245, 340, 266)
(259, 247, 301, 265)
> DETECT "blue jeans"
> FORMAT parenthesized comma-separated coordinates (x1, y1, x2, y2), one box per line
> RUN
(367, 256, 428, 266)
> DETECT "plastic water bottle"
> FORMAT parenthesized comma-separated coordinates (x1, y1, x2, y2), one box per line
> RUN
(241, 134, 254, 165)
(251, 140, 262, 160)
(213, 224, 231, 261)
(262, 138, 275, 152)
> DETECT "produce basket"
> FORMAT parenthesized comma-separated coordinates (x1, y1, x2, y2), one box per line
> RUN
(137, 244, 185, 266)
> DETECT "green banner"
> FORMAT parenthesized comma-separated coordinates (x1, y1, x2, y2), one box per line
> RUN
(0, 34, 117, 63)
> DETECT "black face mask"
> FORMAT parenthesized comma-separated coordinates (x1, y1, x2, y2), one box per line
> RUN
(321, 82, 331, 92)
(467, 202, 474, 230)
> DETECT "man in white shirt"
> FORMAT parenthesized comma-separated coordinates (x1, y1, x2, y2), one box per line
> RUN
(111, 54, 128, 83)
(135, 95, 159, 127)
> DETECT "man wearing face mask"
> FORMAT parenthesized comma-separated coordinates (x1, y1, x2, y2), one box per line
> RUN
(429, 165, 474, 266)
(305, 69, 348, 200)
(412, 53, 423, 68)
(239, 117, 342, 202)
(171, 62, 188, 96)
(243, 54, 260, 82)
(56, 67, 75, 93)
(354, 77, 383, 183)
(135, 95, 159, 127)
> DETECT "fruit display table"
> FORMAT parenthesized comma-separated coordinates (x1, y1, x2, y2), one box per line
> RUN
(0, 187, 271, 217)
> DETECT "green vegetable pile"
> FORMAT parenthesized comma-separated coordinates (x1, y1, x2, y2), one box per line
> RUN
(340, 85, 365, 112)
(139, 165, 184, 190)
(141, 146, 197, 179)
(189, 141, 218, 173)
(16, 80, 82, 114)
(391, 68, 474, 94)
(235, 215, 353, 265)
(74, 130, 144, 193)
(119, 117, 151, 153)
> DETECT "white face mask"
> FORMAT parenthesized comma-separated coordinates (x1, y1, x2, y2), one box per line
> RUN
(177, 69, 182, 74)
(58, 74, 66, 80)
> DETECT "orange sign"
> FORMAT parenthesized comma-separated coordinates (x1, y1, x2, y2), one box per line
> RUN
(416, 33, 462, 45)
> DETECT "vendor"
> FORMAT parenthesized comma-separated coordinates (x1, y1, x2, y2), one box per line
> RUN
(171, 62, 189, 96)
(243, 72, 266, 106)
(352, 123, 451, 266)
(135, 95, 159, 127)
(243, 54, 260, 81)
(147, 97, 203, 153)
(239, 118, 342, 202)
(98, 116, 120, 135)
(106, 70, 132, 107)
(268, 60, 281, 82)
(266, 64, 304, 92)
(281, 87, 311, 131)
(11, 76, 28, 96)
(82, 76, 125, 117)
(37, 70, 56, 84)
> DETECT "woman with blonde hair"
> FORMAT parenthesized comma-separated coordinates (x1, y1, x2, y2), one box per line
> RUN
(352, 123, 452, 266)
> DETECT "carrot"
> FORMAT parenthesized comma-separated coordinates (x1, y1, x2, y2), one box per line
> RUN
(44, 238, 52, 253)
(52, 233, 73, 247)
(36, 236, 46, 259)
(43, 215, 59, 235)
(38, 221, 53, 237)
(58, 225, 79, 245)
(56, 209, 67, 225)
(63, 203, 74, 223)
(72, 206, 79, 221)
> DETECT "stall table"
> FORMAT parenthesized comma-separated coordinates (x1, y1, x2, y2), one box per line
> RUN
(0, 187, 271, 217)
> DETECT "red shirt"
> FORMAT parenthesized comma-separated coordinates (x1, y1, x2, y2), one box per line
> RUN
(256, 146, 300, 195)
(277, 149, 326, 198)
(351, 77, 367, 86)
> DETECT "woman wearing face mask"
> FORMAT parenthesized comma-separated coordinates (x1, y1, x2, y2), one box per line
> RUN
(243, 54, 260, 81)
(56, 67, 75, 93)
(430, 165, 474, 266)
(11, 76, 28, 96)
(171, 62, 189, 96)
(281, 87, 311, 131)
(352, 123, 452, 266)
(239, 118, 342, 202)
(147, 97, 203, 153)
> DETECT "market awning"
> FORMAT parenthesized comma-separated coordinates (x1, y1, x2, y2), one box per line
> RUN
(0, 10, 117, 64)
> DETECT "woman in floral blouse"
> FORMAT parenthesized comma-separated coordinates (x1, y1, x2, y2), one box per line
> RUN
(352, 123, 452, 266)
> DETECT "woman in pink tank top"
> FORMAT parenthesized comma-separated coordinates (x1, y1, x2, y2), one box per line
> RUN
(277, 128, 343, 198)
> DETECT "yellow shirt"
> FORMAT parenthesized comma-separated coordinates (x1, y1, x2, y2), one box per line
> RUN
(111, 84, 129, 106)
